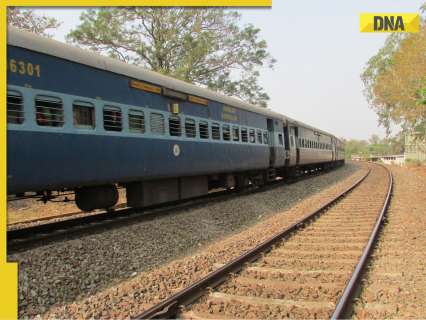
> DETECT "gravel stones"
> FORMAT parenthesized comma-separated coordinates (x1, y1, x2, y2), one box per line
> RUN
(9, 163, 361, 318)
(352, 165, 426, 319)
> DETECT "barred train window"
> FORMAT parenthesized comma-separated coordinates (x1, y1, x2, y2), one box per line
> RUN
(103, 106, 122, 131)
(185, 118, 196, 138)
(263, 132, 269, 144)
(222, 125, 231, 141)
(257, 130, 262, 144)
(129, 109, 145, 133)
(7, 90, 24, 124)
(73, 101, 95, 129)
(278, 133, 284, 146)
(199, 121, 209, 139)
(249, 129, 256, 143)
(169, 115, 181, 136)
(35, 95, 64, 127)
(232, 126, 240, 141)
(212, 123, 221, 140)
(241, 128, 248, 143)
(150, 113, 165, 135)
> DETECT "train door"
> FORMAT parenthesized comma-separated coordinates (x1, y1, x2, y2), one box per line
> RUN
(331, 137, 336, 161)
(267, 119, 276, 167)
(288, 126, 297, 166)
(283, 125, 290, 166)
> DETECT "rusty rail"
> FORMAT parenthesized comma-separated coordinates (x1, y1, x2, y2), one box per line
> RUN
(331, 164, 393, 319)
(134, 168, 372, 319)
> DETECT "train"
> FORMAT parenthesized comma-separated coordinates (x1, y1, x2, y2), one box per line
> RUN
(6, 27, 345, 212)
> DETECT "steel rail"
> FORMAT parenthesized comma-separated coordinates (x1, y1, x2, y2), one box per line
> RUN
(331, 164, 393, 319)
(134, 168, 371, 319)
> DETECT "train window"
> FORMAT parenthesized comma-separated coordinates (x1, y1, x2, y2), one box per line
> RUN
(129, 109, 145, 133)
(7, 90, 24, 124)
(222, 125, 231, 141)
(35, 95, 64, 127)
(257, 130, 263, 144)
(169, 115, 181, 136)
(103, 106, 122, 131)
(278, 133, 284, 146)
(241, 128, 248, 143)
(249, 129, 256, 143)
(150, 113, 165, 135)
(212, 123, 221, 140)
(199, 121, 209, 139)
(232, 126, 240, 142)
(290, 135, 294, 147)
(185, 118, 196, 138)
(263, 132, 269, 144)
(73, 101, 95, 129)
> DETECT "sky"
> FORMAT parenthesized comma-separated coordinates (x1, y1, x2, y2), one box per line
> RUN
(33, 1, 424, 140)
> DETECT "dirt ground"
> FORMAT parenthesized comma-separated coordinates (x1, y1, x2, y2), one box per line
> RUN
(7, 190, 127, 225)
(352, 165, 426, 318)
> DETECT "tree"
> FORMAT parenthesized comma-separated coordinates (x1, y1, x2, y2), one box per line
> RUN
(344, 139, 369, 159)
(361, 3, 426, 134)
(67, 8, 275, 107)
(7, 7, 61, 37)
(344, 134, 403, 159)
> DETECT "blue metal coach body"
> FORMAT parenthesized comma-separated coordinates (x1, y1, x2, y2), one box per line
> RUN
(6, 28, 344, 211)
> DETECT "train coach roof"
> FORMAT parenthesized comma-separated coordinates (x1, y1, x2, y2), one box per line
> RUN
(8, 27, 338, 140)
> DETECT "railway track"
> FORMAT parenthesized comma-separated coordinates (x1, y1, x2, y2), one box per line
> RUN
(8, 166, 334, 253)
(135, 163, 392, 319)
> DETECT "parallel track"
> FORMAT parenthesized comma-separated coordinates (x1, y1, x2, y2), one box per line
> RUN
(135, 163, 392, 319)
(8, 166, 336, 253)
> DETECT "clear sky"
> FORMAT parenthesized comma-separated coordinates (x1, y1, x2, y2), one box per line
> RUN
(33, 1, 424, 140)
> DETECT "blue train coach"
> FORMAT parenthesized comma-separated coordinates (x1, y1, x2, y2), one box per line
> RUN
(6, 27, 344, 211)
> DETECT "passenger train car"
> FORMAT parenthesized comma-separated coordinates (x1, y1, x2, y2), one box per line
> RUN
(6, 27, 345, 211)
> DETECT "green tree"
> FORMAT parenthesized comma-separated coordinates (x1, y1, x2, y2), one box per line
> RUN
(361, 3, 426, 134)
(344, 134, 403, 159)
(344, 139, 369, 159)
(7, 7, 61, 37)
(67, 8, 275, 107)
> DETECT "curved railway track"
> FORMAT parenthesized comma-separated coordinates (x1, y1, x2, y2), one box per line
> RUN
(8, 166, 334, 253)
(135, 163, 392, 319)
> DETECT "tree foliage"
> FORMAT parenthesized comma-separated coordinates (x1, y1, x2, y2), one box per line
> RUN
(7, 7, 61, 37)
(344, 134, 404, 159)
(361, 4, 426, 134)
(67, 8, 275, 107)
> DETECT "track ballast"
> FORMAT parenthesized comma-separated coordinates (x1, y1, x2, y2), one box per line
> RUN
(135, 163, 392, 319)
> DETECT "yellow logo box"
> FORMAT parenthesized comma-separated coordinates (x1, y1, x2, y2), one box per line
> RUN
(360, 13, 420, 33)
